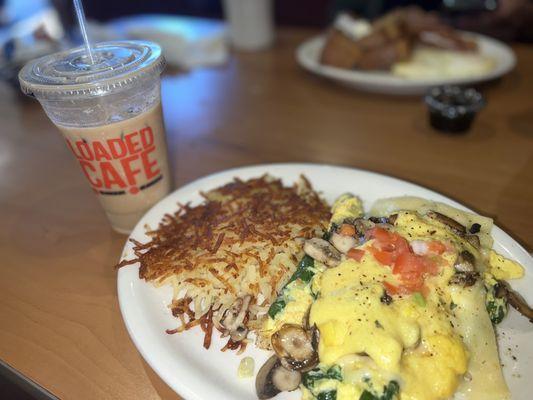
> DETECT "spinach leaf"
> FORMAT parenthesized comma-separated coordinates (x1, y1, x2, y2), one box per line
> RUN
(267, 298, 286, 319)
(360, 392, 378, 400)
(487, 299, 506, 324)
(485, 282, 508, 325)
(302, 369, 321, 389)
(303, 365, 342, 389)
(288, 255, 315, 284)
(267, 255, 316, 319)
(325, 365, 342, 381)
(359, 381, 399, 400)
(382, 381, 400, 400)
(317, 391, 336, 400)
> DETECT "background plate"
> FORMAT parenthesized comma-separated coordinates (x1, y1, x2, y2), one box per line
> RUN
(118, 163, 532, 400)
(295, 33, 516, 95)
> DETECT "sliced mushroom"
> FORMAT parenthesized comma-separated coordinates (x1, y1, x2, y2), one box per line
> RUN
(449, 271, 479, 287)
(426, 211, 466, 237)
(454, 250, 476, 273)
(271, 324, 319, 372)
(369, 216, 389, 224)
(464, 234, 481, 250)
(219, 295, 252, 341)
(230, 325, 248, 342)
(368, 215, 398, 228)
(304, 238, 341, 267)
(353, 218, 376, 238)
(330, 232, 357, 254)
(272, 363, 301, 391)
(494, 280, 533, 323)
(256, 355, 301, 399)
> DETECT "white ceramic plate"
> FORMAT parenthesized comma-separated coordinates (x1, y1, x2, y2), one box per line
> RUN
(295, 33, 516, 95)
(117, 163, 532, 400)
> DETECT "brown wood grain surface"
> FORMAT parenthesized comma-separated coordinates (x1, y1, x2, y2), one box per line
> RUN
(0, 28, 531, 400)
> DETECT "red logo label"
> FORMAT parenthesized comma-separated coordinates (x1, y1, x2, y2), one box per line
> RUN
(65, 126, 162, 195)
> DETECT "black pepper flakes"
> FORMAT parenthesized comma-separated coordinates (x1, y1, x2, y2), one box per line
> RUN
(380, 293, 393, 307)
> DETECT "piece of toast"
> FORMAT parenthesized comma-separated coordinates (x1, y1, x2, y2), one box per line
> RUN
(320, 29, 365, 69)
(356, 37, 412, 70)
(320, 6, 478, 71)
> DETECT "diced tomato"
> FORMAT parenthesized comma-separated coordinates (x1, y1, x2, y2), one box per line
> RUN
(369, 227, 443, 295)
(379, 243, 396, 252)
(372, 228, 409, 252)
(393, 253, 424, 275)
(394, 238, 410, 254)
(425, 257, 441, 275)
(427, 241, 446, 255)
(401, 278, 424, 292)
(368, 247, 395, 265)
(367, 227, 395, 242)
(347, 248, 365, 262)
(394, 252, 439, 290)
(339, 224, 356, 237)
(385, 280, 427, 296)
(383, 281, 400, 295)
(367, 227, 410, 266)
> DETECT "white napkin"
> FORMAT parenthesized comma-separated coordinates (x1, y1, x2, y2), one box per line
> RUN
(103, 16, 229, 70)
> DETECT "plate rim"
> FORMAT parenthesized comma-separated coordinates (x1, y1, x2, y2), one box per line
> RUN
(117, 162, 532, 400)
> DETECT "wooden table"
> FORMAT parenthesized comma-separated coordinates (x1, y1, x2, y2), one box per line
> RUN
(0, 28, 532, 400)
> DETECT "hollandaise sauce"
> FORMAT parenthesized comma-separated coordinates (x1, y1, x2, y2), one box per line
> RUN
(259, 195, 524, 400)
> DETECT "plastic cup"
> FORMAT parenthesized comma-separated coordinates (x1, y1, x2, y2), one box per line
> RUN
(223, 0, 274, 50)
(19, 40, 172, 234)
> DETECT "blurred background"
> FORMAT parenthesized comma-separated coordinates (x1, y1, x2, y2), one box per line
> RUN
(1, 0, 531, 88)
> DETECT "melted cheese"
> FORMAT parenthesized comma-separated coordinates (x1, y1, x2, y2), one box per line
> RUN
(400, 334, 468, 400)
(331, 194, 364, 226)
(394, 212, 481, 260)
(488, 250, 524, 280)
(370, 196, 494, 250)
(310, 258, 420, 371)
(262, 280, 314, 336)
(267, 196, 520, 400)
(451, 283, 511, 400)
(310, 242, 468, 400)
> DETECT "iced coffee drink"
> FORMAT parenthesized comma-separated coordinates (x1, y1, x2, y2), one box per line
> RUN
(19, 41, 171, 233)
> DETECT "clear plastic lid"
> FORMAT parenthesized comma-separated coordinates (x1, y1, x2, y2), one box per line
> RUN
(19, 40, 165, 99)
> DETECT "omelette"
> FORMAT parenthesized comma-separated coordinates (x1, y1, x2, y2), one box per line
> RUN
(255, 195, 531, 400)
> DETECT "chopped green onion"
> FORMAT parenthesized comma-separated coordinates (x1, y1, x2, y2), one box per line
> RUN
(412, 292, 426, 307)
